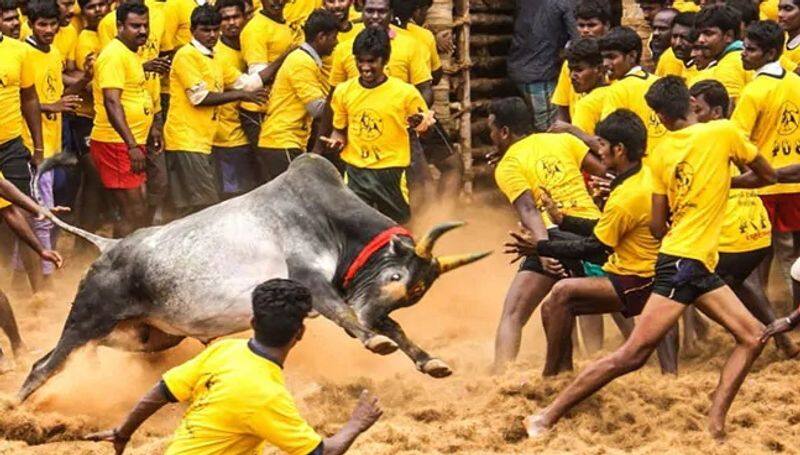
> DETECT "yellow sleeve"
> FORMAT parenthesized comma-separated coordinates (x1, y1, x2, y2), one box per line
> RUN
(331, 85, 347, 130)
(730, 86, 759, 136)
(551, 62, 571, 106)
(246, 390, 322, 455)
(494, 154, 529, 203)
(571, 99, 597, 135)
(222, 62, 242, 87)
(429, 38, 441, 71)
(726, 122, 759, 165)
(291, 59, 326, 104)
(593, 201, 631, 249)
(20, 51, 35, 88)
(97, 50, 126, 89)
(650, 152, 667, 195)
(173, 51, 204, 92)
(161, 344, 219, 402)
(241, 25, 269, 66)
(98, 15, 115, 47)
(408, 46, 432, 85)
(329, 45, 348, 86)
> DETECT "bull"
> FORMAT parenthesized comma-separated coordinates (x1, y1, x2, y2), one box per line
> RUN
(18, 154, 489, 401)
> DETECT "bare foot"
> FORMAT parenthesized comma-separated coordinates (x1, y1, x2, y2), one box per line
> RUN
(524, 413, 550, 438)
(708, 420, 726, 441)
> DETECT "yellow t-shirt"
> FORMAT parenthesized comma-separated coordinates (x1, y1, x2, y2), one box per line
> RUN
(284, 0, 322, 33)
(551, 61, 580, 117)
(673, 0, 700, 12)
(162, 339, 322, 455)
(329, 25, 432, 86)
(571, 85, 608, 135)
(760, 0, 779, 21)
(781, 34, 800, 73)
(655, 48, 685, 77)
(91, 38, 155, 144)
(494, 133, 600, 226)
(165, 43, 241, 154)
(75, 29, 101, 118)
(688, 49, 752, 101)
(719, 165, 772, 253)
(732, 68, 800, 195)
(163, 0, 197, 51)
(19, 12, 31, 40)
(594, 166, 659, 277)
(0, 37, 35, 145)
(322, 22, 365, 79)
(331, 76, 427, 169)
(260, 47, 329, 149)
(21, 42, 64, 159)
(601, 68, 666, 158)
(240, 12, 299, 113)
(53, 23, 78, 64)
(407, 23, 441, 72)
(213, 40, 249, 148)
(649, 120, 759, 271)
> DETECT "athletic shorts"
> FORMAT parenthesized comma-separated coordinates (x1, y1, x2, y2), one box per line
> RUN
(345, 164, 410, 224)
(608, 273, 654, 318)
(165, 151, 219, 209)
(0, 136, 33, 196)
(519, 228, 600, 280)
(253, 147, 302, 184)
(716, 247, 770, 285)
(89, 140, 147, 190)
(760, 193, 800, 232)
(652, 253, 725, 304)
(212, 144, 256, 196)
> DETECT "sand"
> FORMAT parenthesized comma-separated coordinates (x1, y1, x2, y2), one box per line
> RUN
(1, 200, 800, 454)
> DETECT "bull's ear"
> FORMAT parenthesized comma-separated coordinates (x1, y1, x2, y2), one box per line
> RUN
(388, 235, 415, 257)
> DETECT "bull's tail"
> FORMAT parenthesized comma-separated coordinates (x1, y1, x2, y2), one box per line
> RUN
(33, 152, 118, 253)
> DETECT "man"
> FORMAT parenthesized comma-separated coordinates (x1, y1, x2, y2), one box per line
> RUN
(635, 0, 669, 25)
(655, 11, 698, 77)
(508, 0, 576, 131)
(324, 27, 432, 224)
(393, 0, 440, 85)
(525, 76, 776, 440)
(506, 110, 678, 377)
(650, 7, 678, 64)
(552, 37, 609, 135)
(552, 0, 610, 123)
(689, 4, 750, 105)
(87, 279, 382, 455)
(239, 0, 301, 153)
(165, 4, 274, 216)
(256, 10, 339, 182)
(733, 20, 800, 320)
(284, 0, 322, 31)
(324, 0, 363, 44)
(90, 2, 159, 236)
(778, 0, 800, 72)
(690, 77, 798, 358)
(489, 97, 606, 372)
(54, 0, 78, 67)
(598, 26, 666, 158)
(212, 0, 256, 198)
(0, 0, 21, 38)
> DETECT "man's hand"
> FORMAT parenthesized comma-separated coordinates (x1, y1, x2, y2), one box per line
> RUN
(142, 57, 171, 75)
(540, 256, 566, 277)
(128, 145, 146, 173)
(348, 390, 383, 433)
(538, 187, 563, 225)
(547, 119, 574, 134)
(435, 30, 455, 54)
(319, 136, 345, 153)
(51, 94, 82, 113)
(85, 428, 129, 455)
(40, 249, 63, 269)
(588, 173, 614, 200)
(147, 126, 164, 156)
(240, 88, 268, 105)
(504, 231, 537, 261)
(761, 316, 797, 343)
(407, 110, 436, 133)
(83, 53, 97, 78)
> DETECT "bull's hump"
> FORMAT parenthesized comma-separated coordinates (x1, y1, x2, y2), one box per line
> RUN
(285, 154, 344, 187)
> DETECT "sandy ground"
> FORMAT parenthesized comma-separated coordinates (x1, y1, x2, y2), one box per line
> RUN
(1, 199, 800, 454)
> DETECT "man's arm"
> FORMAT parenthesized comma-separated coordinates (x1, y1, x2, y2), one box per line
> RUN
(0, 205, 63, 267)
(20, 86, 44, 164)
(198, 90, 266, 107)
(513, 191, 548, 241)
(415, 81, 434, 107)
(321, 391, 383, 455)
(649, 193, 670, 240)
(549, 120, 604, 155)
(731, 155, 780, 188)
(252, 47, 295, 85)
(103, 88, 146, 172)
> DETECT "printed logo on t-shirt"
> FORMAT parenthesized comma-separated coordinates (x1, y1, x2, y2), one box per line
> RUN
(534, 156, 565, 186)
(778, 101, 800, 136)
(354, 109, 383, 141)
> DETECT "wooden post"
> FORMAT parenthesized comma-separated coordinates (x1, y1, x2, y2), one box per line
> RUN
(454, 0, 471, 197)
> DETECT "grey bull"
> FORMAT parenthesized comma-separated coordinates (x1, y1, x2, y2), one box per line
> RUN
(18, 154, 489, 401)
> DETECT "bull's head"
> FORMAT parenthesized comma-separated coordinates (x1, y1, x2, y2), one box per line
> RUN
(346, 222, 490, 325)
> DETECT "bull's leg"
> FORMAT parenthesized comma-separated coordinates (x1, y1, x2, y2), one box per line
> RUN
(373, 317, 451, 378)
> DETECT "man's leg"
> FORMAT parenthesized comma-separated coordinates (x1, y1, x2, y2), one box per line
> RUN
(527, 293, 686, 435)
(492, 270, 556, 372)
(694, 286, 766, 438)
(110, 186, 147, 238)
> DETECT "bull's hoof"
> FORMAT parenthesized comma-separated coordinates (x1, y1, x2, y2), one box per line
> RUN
(421, 358, 452, 378)
(364, 335, 398, 355)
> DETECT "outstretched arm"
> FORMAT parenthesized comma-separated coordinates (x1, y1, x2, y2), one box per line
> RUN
(322, 391, 383, 455)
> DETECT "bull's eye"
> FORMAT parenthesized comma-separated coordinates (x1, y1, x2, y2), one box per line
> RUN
(390, 273, 402, 281)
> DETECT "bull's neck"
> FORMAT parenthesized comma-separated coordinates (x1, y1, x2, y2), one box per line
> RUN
(333, 220, 397, 293)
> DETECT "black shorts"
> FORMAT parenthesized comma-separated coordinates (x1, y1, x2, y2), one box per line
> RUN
(165, 151, 219, 210)
(69, 115, 93, 157)
(212, 144, 256, 196)
(608, 273, 654, 318)
(0, 136, 33, 196)
(253, 147, 302, 184)
(345, 164, 410, 224)
(715, 247, 770, 285)
(519, 228, 597, 279)
(652, 253, 726, 304)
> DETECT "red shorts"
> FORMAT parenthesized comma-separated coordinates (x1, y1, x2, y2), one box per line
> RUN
(89, 140, 147, 190)
(760, 193, 800, 233)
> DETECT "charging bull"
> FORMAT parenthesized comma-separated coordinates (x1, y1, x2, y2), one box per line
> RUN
(18, 154, 489, 401)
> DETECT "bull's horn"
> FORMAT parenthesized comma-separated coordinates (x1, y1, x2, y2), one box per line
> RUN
(415, 221, 466, 259)
(436, 251, 492, 274)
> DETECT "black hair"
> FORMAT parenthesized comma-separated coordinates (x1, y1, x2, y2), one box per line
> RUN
(489, 97, 534, 137)
(303, 8, 339, 40)
(27, 0, 60, 22)
(673, 11, 696, 28)
(727, 0, 758, 26)
(215, 0, 245, 14)
(391, 0, 416, 23)
(744, 20, 785, 58)
(566, 37, 603, 67)
(575, 0, 611, 25)
(116, 1, 147, 24)
(595, 109, 647, 162)
(191, 4, 221, 28)
(645, 75, 691, 121)
(251, 279, 313, 347)
(353, 26, 391, 61)
(695, 4, 742, 37)
(599, 26, 643, 63)
(689, 79, 729, 114)
(0, 0, 18, 13)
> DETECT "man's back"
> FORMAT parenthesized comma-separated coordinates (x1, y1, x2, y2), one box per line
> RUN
(508, 0, 576, 84)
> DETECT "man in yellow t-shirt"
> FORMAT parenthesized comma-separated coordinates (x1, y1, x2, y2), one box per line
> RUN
(778, 0, 800, 72)
(165, 4, 270, 215)
(88, 279, 382, 455)
(257, 10, 338, 182)
(487, 97, 606, 373)
(324, 27, 430, 224)
(690, 77, 798, 358)
(323, 0, 363, 44)
(0, 0, 21, 38)
(506, 109, 679, 377)
(655, 11, 698, 77)
(525, 76, 777, 440)
(55, 0, 79, 66)
(550, 37, 608, 137)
